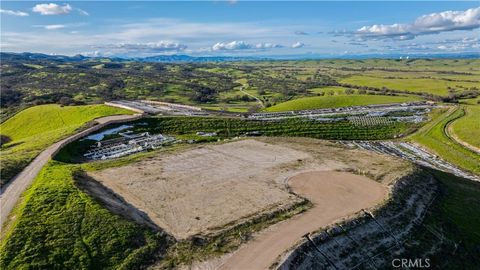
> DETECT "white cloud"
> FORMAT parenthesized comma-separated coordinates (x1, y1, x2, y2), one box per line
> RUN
(111, 19, 281, 43)
(78, 9, 89, 16)
(1, 17, 286, 56)
(212, 41, 283, 50)
(119, 41, 186, 51)
(33, 23, 87, 30)
(255, 42, 283, 49)
(294, 31, 308, 35)
(36, 24, 67, 30)
(355, 7, 480, 40)
(413, 7, 479, 30)
(0, 9, 29, 16)
(93, 41, 187, 55)
(32, 3, 72, 15)
(357, 24, 412, 38)
(435, 37, 479, 51)
(212, 40, 252, 50)
(291, 41, 305, 48)
(212, 40, 252, 51)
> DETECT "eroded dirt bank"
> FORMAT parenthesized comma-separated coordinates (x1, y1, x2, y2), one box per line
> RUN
(278, 169, 437, 270)
(82, 137, 413, 269)
(217, 171, 387, 270)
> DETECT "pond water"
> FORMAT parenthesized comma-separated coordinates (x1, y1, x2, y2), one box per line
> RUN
(85, 125, 134, 141)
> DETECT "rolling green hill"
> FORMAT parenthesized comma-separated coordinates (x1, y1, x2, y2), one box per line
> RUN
(266, 95, 420, 112)
(0, 104, 133, 185)
(0, 161, 169, 270)
(339, 75, 479, 96)
(410, 107, 480, 175)
(450, 105, 480, 149)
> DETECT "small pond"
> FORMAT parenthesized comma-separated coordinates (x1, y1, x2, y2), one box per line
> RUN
(84, 125, 133, 141)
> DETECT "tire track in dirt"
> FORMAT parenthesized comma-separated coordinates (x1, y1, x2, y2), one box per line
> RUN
(445, 107, 480, 155)
(217, 171, 387, 270)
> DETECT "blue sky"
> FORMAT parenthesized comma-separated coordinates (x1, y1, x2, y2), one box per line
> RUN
(1, 1, 479, 57)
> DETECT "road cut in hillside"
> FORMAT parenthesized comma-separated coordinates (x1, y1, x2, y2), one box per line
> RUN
(217, 171, 387, 270)
(0, 114, 141, 230)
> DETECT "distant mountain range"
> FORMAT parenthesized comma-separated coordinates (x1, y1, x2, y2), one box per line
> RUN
(136, 54, 269, 62)
(1, 52, 479, 63)
(0, 52, 90, 62)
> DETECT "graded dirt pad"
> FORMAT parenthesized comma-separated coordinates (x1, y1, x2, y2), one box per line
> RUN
(89, 138, 408, 242)
(216, 171, 387, 270)
(89, 139, 313, 239)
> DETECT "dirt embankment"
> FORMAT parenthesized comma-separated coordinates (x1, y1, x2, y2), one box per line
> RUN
(446, 118, 480, 155)
(88, 138, 407, 241)
(217, 171, 387, 270)
(0, 113, 142, 230)
(278, 169, 437, 270)
(84, 137, 411, 269)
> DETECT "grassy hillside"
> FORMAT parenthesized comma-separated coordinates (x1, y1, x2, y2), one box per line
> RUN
(0, 104, 133, 185)
(339, 75, 479, 96)
(399, 169, 480, 269)
(266, 95, 419, 112)
(450, 105, 480, 149)
(410, 107, 480, 175)
(0, 161, 170, 269)
(436, 171, 480, 243)
(2, 57, 479, 119)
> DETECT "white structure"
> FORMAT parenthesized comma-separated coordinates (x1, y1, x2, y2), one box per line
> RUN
(84, 132, 175, 160)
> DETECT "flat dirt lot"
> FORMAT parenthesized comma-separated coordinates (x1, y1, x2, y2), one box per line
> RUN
(217, 171, 387, 270)
(89, 138, 409, 241)
(89, 139, 311, 239)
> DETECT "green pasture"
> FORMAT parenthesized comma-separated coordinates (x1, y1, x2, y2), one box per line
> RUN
(409, 107, 480, 174)
(450, 105, 480, 149)
(266, 94, 420, 112)
(0, 104, 133, 185)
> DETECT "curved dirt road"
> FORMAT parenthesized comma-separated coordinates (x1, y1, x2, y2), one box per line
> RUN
(0, 114, 141, 230)
(445, 108, 480, 155)
(239, 88, 264, 108)
(218, 171, 387, 270)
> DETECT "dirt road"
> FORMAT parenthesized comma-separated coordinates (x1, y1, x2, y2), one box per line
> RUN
(445, 109, 480, 155)
(239, 88, 264, 108)
(217, 171, 387, 270)
(0, 114, 141, 230)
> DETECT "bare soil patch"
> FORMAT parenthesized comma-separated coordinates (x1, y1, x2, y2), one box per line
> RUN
(89, 139, 315, 239)
(216, 171, 387, 270)
(88, 137, 408, 249)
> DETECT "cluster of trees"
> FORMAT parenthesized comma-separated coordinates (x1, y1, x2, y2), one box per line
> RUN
(188, 85, 217, 103)
(221, 94, 257, 103)
(129, 116, 410, 141)
(0, 57, 242, 112)
(2, 54, 478, 120)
